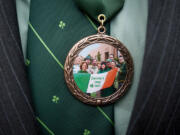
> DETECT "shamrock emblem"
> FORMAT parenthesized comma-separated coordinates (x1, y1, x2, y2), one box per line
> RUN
(52, 96, 59, 103)
(90, 84, 94, 88)
(59, 21, 66, 29)
(25, 59, 30, 66)
(83, 129, 91, 135)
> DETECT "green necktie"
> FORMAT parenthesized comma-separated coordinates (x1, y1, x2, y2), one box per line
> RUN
(26, 0, 122, 134)
(75, 0, 124, 21)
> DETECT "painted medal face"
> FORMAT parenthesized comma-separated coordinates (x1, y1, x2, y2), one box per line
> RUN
(64, 34, 133, 106)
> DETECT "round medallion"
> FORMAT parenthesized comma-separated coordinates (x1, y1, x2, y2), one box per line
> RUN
(64, 33, 133, 106)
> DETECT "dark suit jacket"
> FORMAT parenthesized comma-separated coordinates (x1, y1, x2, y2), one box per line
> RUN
(0, 0, 179, 135)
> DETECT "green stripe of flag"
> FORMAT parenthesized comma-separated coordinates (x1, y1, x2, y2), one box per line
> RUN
(74, 73, 91, 92)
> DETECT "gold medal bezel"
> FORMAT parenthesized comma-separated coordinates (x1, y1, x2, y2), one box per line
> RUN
(64, 33, 133, 106)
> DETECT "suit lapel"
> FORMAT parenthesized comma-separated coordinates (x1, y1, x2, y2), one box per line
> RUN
(0, 0, 38, 134)
(127, 0, 180, 134)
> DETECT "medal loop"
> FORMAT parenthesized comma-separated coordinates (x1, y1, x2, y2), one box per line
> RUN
(98, 14, 106, 26)
(98, 14, 106, 34)
(98, 25, 106, 34)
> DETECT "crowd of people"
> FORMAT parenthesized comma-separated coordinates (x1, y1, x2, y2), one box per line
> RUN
(79, 59, 118, 74)
(73, 54, 127, 95)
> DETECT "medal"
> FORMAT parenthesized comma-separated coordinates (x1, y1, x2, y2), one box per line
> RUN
(64, 14, 133, 106)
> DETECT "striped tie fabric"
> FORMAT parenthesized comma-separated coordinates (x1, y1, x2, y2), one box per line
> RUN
(27, 0, 114, 134)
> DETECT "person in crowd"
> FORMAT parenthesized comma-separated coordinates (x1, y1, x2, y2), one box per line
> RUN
(106, 59, 112, 71)
(78, 61, 89, 73)
(84, 55, 93, 74)
(97, 62, 101, 71)
(109, 54, 114, 61)
(118, 54, 125, 64)
(111, 60, 120, 89)
(111, 61, 117, 69)
(84, 55, 91, 65)
(89, 59, 98, 74)
(98, 62, 108, 73)
(115, 55, 127, 89)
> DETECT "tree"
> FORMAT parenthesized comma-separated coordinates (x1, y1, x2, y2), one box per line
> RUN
(97, 51, 101, 61)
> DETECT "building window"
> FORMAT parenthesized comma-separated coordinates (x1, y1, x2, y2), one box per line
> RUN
(105, 52, 109, 60)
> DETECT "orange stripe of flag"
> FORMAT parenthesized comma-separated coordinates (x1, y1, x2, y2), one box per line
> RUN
(101, 68, 118, 90)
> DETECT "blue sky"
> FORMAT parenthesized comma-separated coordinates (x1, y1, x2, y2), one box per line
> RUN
(79, 43, 100, 57)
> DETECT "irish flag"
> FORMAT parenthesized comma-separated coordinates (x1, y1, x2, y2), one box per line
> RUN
(74, 68, 118, 93)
